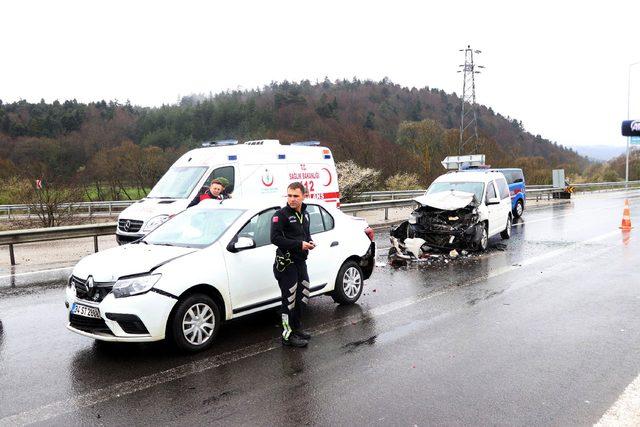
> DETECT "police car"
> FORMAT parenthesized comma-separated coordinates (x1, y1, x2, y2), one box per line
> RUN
(496, 168, 526, 218)
(66, 198, 375, 352)
(116, 139, 340, 244)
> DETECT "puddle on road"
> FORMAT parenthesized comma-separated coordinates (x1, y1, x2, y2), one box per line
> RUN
(0, 278, 66, 297)
(343, 319, 429, 353)
(343, 335, 377, 352)
(466, 289, 505, 306)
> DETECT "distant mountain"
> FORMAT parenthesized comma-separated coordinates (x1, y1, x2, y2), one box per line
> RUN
(569, 145, 626, 162)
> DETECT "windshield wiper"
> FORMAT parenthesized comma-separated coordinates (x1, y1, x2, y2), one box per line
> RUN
(153, 243, 175, 247)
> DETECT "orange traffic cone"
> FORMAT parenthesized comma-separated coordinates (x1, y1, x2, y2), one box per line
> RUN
(620, 199, 633, 230)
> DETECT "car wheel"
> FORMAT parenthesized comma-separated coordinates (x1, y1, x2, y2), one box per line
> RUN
(500, 216, 512, 239)
(513, 200, 524, 219)
(331, 261, 364, 305)
(476, 223, 489, 251)
(170, 293, 221, 352)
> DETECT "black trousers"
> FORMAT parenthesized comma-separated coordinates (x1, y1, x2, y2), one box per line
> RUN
(273, 261, 310, 339)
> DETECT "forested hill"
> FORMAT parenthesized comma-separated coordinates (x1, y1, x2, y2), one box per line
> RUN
(0, 79, 589, 190)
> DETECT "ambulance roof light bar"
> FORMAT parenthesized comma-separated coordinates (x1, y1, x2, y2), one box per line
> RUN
(291, 140, 321, 146)
(201, 139, 238, 147)
(441, 154, 486, 170)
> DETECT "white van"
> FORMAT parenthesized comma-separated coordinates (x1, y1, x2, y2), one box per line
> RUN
(116, 139, 340, 244)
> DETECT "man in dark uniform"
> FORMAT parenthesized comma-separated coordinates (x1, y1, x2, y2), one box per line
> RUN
(271, 182, 315, 348)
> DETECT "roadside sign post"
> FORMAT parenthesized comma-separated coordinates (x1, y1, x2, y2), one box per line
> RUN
(621, 119, 640, 187)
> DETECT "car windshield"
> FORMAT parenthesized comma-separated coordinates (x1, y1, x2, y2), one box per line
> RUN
(427, 181, 485, 202)
(147, 166, 208, 199)
(144, 208, 245, 248)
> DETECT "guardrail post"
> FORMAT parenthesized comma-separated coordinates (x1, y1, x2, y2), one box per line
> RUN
(108, 203, 112, 216)
(9, 243, 15, 266)
(93, 235, 99, 252)
(384, 207, 389, 220)
(88, 205, 92, 217)
(27, 207, 31, 219)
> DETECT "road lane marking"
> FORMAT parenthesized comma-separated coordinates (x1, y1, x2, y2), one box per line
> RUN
(0, 227, 625, 426)
(0, 288, 448, 427)
(595, 373, 640, 426)
(477, 229, 620, 284)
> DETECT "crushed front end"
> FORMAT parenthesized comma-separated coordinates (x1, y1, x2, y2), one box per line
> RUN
(389, 203, 483, 260)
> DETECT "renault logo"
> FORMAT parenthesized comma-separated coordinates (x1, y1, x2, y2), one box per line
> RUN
(124, 220, 131, 232)
(86, 276, 94, 290)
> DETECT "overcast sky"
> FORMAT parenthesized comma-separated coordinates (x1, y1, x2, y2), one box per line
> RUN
(2, 0, 639, 148)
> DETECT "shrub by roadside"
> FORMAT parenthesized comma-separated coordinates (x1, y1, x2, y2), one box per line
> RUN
(336, 160, 381, 202)
(385, 172, 421, 191)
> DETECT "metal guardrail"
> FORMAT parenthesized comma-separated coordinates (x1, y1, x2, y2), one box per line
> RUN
(3, 181, 640, 217)
(341, 199, 418, 220)
(0, 199, 418, 265)
(2, 181, 640, 266)
(0, 223, 116, 266)
(0, 201, 134, 220)
(354, 190, 425, 201)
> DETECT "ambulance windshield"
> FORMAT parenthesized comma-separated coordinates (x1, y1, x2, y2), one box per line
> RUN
(148, 167, 208, 199)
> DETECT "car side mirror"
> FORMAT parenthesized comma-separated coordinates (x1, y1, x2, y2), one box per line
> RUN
(486, 197, 500, 205)
(229, 236, 255, 252)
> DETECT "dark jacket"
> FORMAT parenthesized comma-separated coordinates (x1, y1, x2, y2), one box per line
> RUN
(270, 203, 312, 262)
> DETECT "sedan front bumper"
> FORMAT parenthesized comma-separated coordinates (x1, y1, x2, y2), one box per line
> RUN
(65, 285, 177, 342)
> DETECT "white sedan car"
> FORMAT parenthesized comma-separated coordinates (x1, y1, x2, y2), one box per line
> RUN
(65, 198, 376, 352)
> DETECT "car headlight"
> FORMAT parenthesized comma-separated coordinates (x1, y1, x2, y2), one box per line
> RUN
(409, 212, 420, 224)
(142, 215, 169, 232)
(112, 274, 161, 298)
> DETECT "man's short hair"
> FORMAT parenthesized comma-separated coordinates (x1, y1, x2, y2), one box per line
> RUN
(287, 181, 306, 194)
(210, 179, 225, 188)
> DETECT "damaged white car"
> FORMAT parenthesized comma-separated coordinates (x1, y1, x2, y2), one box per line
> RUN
(390, 170, 512, 260)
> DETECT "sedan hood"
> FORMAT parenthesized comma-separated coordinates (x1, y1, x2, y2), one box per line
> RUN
(72, 243, 196, 282)
(414, 191, 477, 211)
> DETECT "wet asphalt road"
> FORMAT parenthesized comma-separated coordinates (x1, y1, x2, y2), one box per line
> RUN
(1, 190, 639, 425)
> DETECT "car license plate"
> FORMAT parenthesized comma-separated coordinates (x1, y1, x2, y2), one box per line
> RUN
(71, 303, 100, 319)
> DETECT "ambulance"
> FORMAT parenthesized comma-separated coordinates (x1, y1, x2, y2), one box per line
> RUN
(115, 139, 340, 244)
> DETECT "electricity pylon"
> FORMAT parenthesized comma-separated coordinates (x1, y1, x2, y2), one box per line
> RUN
(458, 45, 484, 155)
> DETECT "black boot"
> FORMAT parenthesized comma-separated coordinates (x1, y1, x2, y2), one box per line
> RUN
(282, 334, 308, 348)
(294, 330, 311, 340)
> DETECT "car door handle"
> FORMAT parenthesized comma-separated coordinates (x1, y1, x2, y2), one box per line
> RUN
(330, 241, 339, 247)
